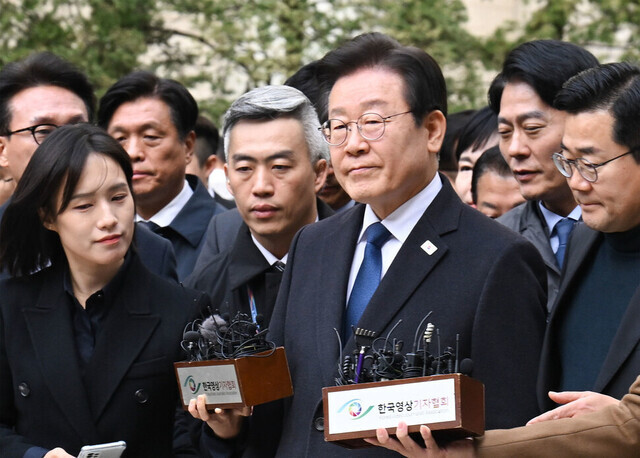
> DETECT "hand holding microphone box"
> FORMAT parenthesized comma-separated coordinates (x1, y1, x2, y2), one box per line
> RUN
(174, 312, 293, 411)
(323, 313, 484, 448)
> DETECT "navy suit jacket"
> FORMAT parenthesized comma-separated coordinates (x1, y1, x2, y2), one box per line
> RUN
(150, 175, 227, 281)
(233, 177, 547, 457)
(0, 253, 208, 457)
(537, 223, 640, 412)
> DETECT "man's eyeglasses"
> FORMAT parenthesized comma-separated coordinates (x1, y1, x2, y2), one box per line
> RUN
(3, 123, 59, 145)
(552, 150, 634, 183)
(319, 111, 412, 146)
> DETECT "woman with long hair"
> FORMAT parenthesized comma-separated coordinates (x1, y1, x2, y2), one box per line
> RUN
(0, 124, 207, 457)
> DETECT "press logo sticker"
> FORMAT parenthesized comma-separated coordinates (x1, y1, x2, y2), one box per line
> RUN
(421, 240, 438, 255)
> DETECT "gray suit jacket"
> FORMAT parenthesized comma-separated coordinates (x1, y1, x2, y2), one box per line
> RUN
(498, 200, 561, 312)
(537, 223, 640, 412)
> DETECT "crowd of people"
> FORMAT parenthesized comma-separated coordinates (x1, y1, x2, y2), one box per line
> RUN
(0, 30, 639, 458)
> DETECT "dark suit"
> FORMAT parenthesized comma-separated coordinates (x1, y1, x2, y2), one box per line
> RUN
(186, 199, 334, 326)
(148, 175, 227, 281)
(537, 223, 640, 412)
(133, 223, 178, 282)
(498, 200, 561, 312)
(477, 375, 640, 457)
(0, 253, 208, 457)
(240, 178, 547, 457)
(191, 209, 244, 274)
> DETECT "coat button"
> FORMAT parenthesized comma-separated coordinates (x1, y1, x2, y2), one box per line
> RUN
(313, 416, 324, 431)
(135, 389, 149, 404)
(18, 382, 30, 397)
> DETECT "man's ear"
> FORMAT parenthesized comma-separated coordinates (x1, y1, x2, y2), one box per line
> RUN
(0, 137, 9, 168)
(203, 155, 219, 180)
(313, 158, 328, 194)
(423, 110, 447, 155)
(224, 163, 234, 197)
(184, 131, 196, 165)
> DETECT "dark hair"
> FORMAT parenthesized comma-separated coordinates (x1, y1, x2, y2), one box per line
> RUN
(488, 40, 598, 113)
(97, 71, 198, 140)
(454, 107, 498, 161)
(0, 124, 133, 277)
(439, 109, 476, 172)
(471, 145, 512, 204)
(194, 115, 221, 166)
(285, 60, 328, 123)
(316, 32, 448, 122)
(554, 62, 640, 163)
(0, 52, 95, 135)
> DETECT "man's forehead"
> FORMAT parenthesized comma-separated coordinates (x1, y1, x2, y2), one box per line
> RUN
(328, 67, 404, 116)
(109, 97, 173, 128)
(561, 111, 614, 154)
(9, 86, 88, 126)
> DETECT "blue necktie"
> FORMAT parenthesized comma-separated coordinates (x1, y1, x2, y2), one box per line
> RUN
(345, 222, 392, 336)
(554, 218, 576, 269)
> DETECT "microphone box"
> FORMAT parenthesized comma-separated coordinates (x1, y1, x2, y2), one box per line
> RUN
(174, 347, 293, 410)
(322, 373, 484, 448)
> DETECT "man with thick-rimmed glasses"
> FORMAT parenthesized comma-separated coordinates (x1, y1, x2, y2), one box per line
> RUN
(0, 52, 93, 195)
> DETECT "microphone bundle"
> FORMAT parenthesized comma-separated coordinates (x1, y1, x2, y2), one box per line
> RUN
(335, 312, 473, 386)
(180, 312, 275, 361)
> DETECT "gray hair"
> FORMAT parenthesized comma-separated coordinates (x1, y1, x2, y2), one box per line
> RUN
(222, 85, 329, 164)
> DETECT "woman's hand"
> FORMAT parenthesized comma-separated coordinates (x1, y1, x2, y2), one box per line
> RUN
(44, 448, 74, 458)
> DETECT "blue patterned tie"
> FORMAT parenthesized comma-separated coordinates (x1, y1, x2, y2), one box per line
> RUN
(554, 218, 576, 269)
(345, 222, 392, 337)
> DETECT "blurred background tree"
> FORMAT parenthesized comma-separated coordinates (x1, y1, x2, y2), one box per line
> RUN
(1, 0, 637, 121)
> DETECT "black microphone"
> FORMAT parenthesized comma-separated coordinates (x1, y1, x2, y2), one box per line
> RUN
(183, 330, 202, 361)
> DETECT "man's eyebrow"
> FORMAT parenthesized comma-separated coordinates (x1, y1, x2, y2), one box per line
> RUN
(498, 110, 547, 125)
(31, 114, 87, 125)
(109, 121, 164, 133)
(560, 142, 597, 155)
(231, 150, 295, 163)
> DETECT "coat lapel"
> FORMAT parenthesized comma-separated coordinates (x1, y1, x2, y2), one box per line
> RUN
(315, 205, 363, 387)
(83, 257, 160, 420)
(23, 267, 99, 442)
(227, 225, 271, 291)
(549, 224, 600, 321)
(519, 202, 560, 276)
(594, 278, 640, 392)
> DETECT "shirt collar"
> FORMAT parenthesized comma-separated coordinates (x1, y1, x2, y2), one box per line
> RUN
(63, 251, 132, 305)
(135, 179, 193, 227)
(358, 173, 443, 244)
(538, 201, 582, 234)
(250, 233, 288, 266)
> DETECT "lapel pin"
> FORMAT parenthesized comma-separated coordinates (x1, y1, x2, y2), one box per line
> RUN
(421, 240, 438, 256)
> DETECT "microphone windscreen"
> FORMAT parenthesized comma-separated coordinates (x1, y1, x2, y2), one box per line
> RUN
(459, 358, 474, 375)
(183, 330, 201, 343)
(199, 314, 227, 341)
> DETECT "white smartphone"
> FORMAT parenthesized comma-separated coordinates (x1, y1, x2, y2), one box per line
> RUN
(77, 441, 126, 458)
